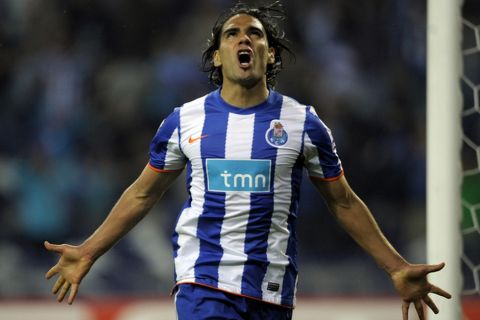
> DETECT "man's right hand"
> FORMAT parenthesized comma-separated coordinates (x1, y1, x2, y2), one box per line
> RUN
(44, 241, 94, 304)
(43, 165, 182, 304)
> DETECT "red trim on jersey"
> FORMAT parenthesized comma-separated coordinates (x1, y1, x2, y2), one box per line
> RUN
(147, 163, 182, 173)
(309, 169, 344, 182)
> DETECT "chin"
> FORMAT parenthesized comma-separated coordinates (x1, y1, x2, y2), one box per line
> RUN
(236, 76, 262, 89)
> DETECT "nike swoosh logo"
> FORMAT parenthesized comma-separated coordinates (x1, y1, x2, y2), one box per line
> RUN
(188, 134, 208, 144)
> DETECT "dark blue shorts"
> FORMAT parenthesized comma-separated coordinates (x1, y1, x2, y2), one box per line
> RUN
(175, 284, 293, 320)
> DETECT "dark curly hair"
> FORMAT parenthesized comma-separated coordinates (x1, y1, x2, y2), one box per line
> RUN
(201, 1, 294, 89)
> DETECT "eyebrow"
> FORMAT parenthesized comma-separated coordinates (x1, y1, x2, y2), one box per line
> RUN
(222, 26, 265, 36)
(222, 26, 239, 35)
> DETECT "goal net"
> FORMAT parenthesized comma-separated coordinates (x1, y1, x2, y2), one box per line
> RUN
(460, 1, 480, 298)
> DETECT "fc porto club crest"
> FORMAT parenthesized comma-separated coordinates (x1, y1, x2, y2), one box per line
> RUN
(265, 120, 288, 147)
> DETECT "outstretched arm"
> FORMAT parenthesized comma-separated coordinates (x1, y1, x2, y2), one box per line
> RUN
(311, 175, 451, 320)
(44, 164, 182, 304)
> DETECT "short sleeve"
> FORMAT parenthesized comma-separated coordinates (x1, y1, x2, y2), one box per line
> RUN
(148, 108, 186, 172)
(303, 106, 343, 181)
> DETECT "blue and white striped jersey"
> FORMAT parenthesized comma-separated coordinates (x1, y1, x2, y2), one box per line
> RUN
(148, 89, 343, 307)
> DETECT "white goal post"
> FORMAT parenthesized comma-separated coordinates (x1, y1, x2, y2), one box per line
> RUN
(426, 0, 463, 319)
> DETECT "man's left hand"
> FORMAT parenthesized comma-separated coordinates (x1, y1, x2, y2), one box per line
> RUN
(391, 262, 452, 320)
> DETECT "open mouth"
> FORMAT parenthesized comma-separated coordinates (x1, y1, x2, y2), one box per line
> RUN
(238, 50, 252, 68)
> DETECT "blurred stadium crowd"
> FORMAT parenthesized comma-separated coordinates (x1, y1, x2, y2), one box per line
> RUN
(0, 0, 431, 298)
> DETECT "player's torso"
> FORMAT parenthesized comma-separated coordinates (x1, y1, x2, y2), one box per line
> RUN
(171, 90, 310, 306)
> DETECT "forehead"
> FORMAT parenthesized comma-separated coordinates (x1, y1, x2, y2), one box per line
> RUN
(222, 14, 266, 32)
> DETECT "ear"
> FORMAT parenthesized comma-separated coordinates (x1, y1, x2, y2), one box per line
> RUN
(267, 47, 275, 64)
(213, 50, 222, 67)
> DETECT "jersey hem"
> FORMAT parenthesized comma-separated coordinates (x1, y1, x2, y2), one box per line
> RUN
(172, 280, 294, 309)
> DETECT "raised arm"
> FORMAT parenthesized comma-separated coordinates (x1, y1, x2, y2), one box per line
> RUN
(311, 175, 451, 320)
(44, 164, 182, 304)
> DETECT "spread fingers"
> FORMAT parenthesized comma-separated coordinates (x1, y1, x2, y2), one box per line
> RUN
(57, 281, 71, 303)
(52, 276, 65, 294)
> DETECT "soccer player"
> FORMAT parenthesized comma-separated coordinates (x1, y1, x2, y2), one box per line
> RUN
(44, 2, 451, 319)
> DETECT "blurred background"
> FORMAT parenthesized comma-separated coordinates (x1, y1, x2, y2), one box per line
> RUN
(0, 0, 472, 307)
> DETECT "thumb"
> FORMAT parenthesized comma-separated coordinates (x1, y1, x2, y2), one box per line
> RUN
(408, 262, 445, 278)
(44, 241, 64, 254)
(425, 262, 446, 274)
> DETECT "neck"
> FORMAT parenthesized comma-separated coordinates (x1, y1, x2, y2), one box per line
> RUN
(220, 80, 270, 108)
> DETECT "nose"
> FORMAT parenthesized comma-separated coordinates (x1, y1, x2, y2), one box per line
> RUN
(238, 32, 252, 45)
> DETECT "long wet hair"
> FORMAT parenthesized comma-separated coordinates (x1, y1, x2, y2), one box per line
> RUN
(201, 1, 294, 89)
